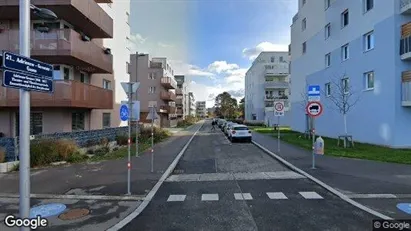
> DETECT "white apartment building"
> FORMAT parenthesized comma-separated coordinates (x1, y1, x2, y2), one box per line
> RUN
(290, 0, 411, 147)
(196, 101, 207, 118)
(245, 52, 291, 126)
(99, 1, 131, 127)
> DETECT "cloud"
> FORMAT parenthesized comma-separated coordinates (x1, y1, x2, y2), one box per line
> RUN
(242, 42, 289, 60)
(207, 61, 239, 74)
(129, 34, 147, 45)
(158, 42, 174, 48)
(227, 89, 245, 98)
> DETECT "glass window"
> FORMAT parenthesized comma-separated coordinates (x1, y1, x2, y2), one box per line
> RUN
(364, 31, 374, 51)
(103, 79, 111, 89)
(325, 23, 331, 39)
(364, 0, 374, 12)
(364, 71, 374, 90)
(341, 10, 349, 27)
(102, 113, 111, 128)
(325, 53, 331, 67)
(325, 83, 331, 96)
(72, 112, 85, 131)
(302, 42, 306, 54)
(15, 113, 43, 136)
(341, 44, 349, 61)
(302, 18, 306, 31)
(342, 78, 349, 94)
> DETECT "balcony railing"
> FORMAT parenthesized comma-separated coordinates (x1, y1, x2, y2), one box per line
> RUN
(160, 91, 176, 101)
(160, 77, 177, 89)
(0, 80, 113, 109)
(400, 36, 411, 60)
(176, 88, 183, 95)
(0, 29, 113, 73)
(265, 81, 289, 89)
(0, 0, 113, 38)
(177, 109, 183, 115)
(160, 105, 176, 113)
(401, 0, 411, 14)
(265, 95, 289, 101)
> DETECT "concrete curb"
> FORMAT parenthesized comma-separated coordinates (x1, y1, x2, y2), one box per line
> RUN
(252, 140, 393, 220)
(107, 122, 204, 231)
(0, 193, 144, 201)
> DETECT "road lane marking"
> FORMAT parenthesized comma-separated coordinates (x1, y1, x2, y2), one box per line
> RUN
(266, 192, 288, 200)
(346, 194, 397, 199)
(252, 141, 394, 220)
(234, 193, 253, 200)
(167, 195, 186, 202)
(201, 194, 219, 201)
(0, 193, 144, 201)
(165, 171, 305, 182)
(108, 121, 204, 231)
(299, 191, 324, 199)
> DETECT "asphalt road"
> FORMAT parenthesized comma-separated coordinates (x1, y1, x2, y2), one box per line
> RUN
(121, 122, 377, 231)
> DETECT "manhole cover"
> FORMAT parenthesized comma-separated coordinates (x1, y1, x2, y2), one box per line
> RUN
(59, 208, 90, 220)
(30, 203, 66, 218)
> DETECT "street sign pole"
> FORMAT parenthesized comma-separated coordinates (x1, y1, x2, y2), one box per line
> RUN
(135, 52, 139, 158)
(150, 106, 155, 173)
(127, 84, 132, 195)
(277, 116, 280, 153)
(312, 118, 316, 169)
(19, 1, 31, 228)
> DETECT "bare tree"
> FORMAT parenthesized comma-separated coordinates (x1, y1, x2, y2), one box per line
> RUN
(298, 83, 311, 138)
(325, 72, 361, 148)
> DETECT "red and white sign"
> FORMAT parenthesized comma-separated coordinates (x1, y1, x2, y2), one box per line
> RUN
(306, 101, 323, 117)
(274, 101, 285, 117)
(127, 162, 131, 169)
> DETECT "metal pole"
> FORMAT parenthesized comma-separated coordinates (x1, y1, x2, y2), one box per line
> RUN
(127, 84, 132, 195)
(135, 52, 139, 157)
(311, 117, 316, 169)
(277, 116, 280, 153)
(19, 0, 31, 228)
(151, 107, 154, 173)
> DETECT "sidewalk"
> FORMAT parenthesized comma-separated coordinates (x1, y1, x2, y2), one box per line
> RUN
(252, 132, 411, 195)
(0, 121, 203, 230)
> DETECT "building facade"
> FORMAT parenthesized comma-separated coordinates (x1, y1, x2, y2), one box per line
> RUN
(196, 101, 207, 118)
(0, 0, 131, 137)
(129, 53, 178, 128)
(174, 75, 187, 120)
(245, 52, 291, 126)
(188, 92, 196, 116)
(290, 0, 411, 147)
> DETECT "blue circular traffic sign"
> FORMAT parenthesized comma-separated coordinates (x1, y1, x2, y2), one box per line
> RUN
(120, 104, 129, 121)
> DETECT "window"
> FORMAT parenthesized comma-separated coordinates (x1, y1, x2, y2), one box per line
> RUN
(149, 86, 156, 94)
(126, 62, 130, 74)
(63, 67, 70, 80)
(302, 42, 307, 54)
(15, 112, 43, 136)
(103, 79, 111, 89)
(302, 18, 307, 31)
(271, 57, 275, 63)
(341, 10, 349, 28)
(364, 31, 374, 51)
(341, 44, 349, 61)
(102, 113, 111, 128)
(72, 112, 85, 131)
(80, 72, 89, 84)
(342, 78, 349, 94)
(325, 23, 330, 39)
(364, 71, 374, 90)
(126, 12, 130, 25)
(279, 56, 284, 62)
(364, 0, 373, 12)
(325, 83, 331, 96)
(325, 53, 331, 67)
(325, 0, 331, 9)
(278, 90, 285, 96)
(149, 72, 156, 79)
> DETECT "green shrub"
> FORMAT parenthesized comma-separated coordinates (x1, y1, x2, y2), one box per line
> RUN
(115, 135, 128, 145)
(0, 147, 5, 163)
(30, 139, 79, 167)
(66, 152, 88, 163)
(94, 147, 109, 156)
(244, 121, 266, 126)
(54, 139, 78, 160)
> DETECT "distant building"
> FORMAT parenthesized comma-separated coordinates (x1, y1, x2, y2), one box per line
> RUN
(174, 75, 188, 120)
(188, 92, 196, 116)
(196, 101, 207, 118)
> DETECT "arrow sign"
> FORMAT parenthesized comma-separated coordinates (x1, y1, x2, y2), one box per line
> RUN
(121, 82, 140, 94)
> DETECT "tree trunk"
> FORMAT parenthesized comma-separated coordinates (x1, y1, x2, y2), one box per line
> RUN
(343, 113, 348, 148)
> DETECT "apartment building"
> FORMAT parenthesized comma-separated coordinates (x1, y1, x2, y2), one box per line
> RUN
(290, 0, 411, 147)
(0, 0, 130, 137)
(245, 52, 291, 126)
(196, 101, 207, 118)
(129, 53, 178, 127)
(188, 92, 196, 116)
(174, 75, 187, 120)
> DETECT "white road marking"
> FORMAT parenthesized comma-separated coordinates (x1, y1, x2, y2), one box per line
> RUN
(0, 193, 144, 201)
(266, 192, 288, 200)
(201, 194, 219, 201)
(165, 171, 305, 182)
(167, 194, 186, 202)
(346, 194, 397, 199)
(234, 193, 253, 200)
(299, 191, 324, 199)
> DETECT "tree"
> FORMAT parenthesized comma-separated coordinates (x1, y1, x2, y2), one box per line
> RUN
(239, 97, 245, 118)
(214, 92, 238, 119)
(325, 72, 360, 148)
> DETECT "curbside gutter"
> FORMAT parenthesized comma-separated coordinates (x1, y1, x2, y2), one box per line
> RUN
(252, 140, 393, 220)
(107, 121, 204, 231)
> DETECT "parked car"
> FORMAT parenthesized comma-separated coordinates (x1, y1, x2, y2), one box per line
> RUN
(222, 121, 231, 131)
(229, 124, 252, 142)
(225, 123, 237, 136)
(217, 119, 226, 128)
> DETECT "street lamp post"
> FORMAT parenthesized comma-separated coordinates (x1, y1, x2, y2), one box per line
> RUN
(19, 1, 57, 229)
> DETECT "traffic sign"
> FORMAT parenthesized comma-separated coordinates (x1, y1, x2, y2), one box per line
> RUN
(121, 82, 140, 94)
(3, 70, 53, 93)
(308, 85, 320, 96)
(120, 104, 129, 121)
(274, 101, 285, 117)
(121, 100, 140, 121)
(146, 106, 159, 120)
(2, 51, 53, 77)
(306, 101, 323, 117)
(308, 95, 320, 102)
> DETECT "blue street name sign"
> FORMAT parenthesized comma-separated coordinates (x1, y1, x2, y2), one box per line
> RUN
(308, 85, 321, 96)
(2, 51, 53, 78)
(120, 104, 129, 121)
(3, 70, 54, 93)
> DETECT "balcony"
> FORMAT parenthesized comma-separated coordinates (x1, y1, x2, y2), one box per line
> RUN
(0, 80, 113, 109)
(177, 109, 183, 115)
(95, 0, 113, 3)
(161, 77, 177, 89)
(0, 29, 113, 74)
(265, 95, 289, 101)
(402, 71, 411, 106)
(0, 0, 113, 38)
(265, 81, 289, 89)
(400, 36, 411, 60)
(176, 88, 183, 95)
(265, 69, 288, 77)
(160, 91, 176, 101)
(265, 101, 290, 111)
(401, 0, 411, 14)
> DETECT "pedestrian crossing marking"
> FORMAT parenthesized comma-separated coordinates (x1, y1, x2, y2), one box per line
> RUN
(299, 191, 323, 199)
(201, 194, 219, 201)
(266, 192, 288, 200)
(167, 194, 186, 202)
(234, 193, 253, 200)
